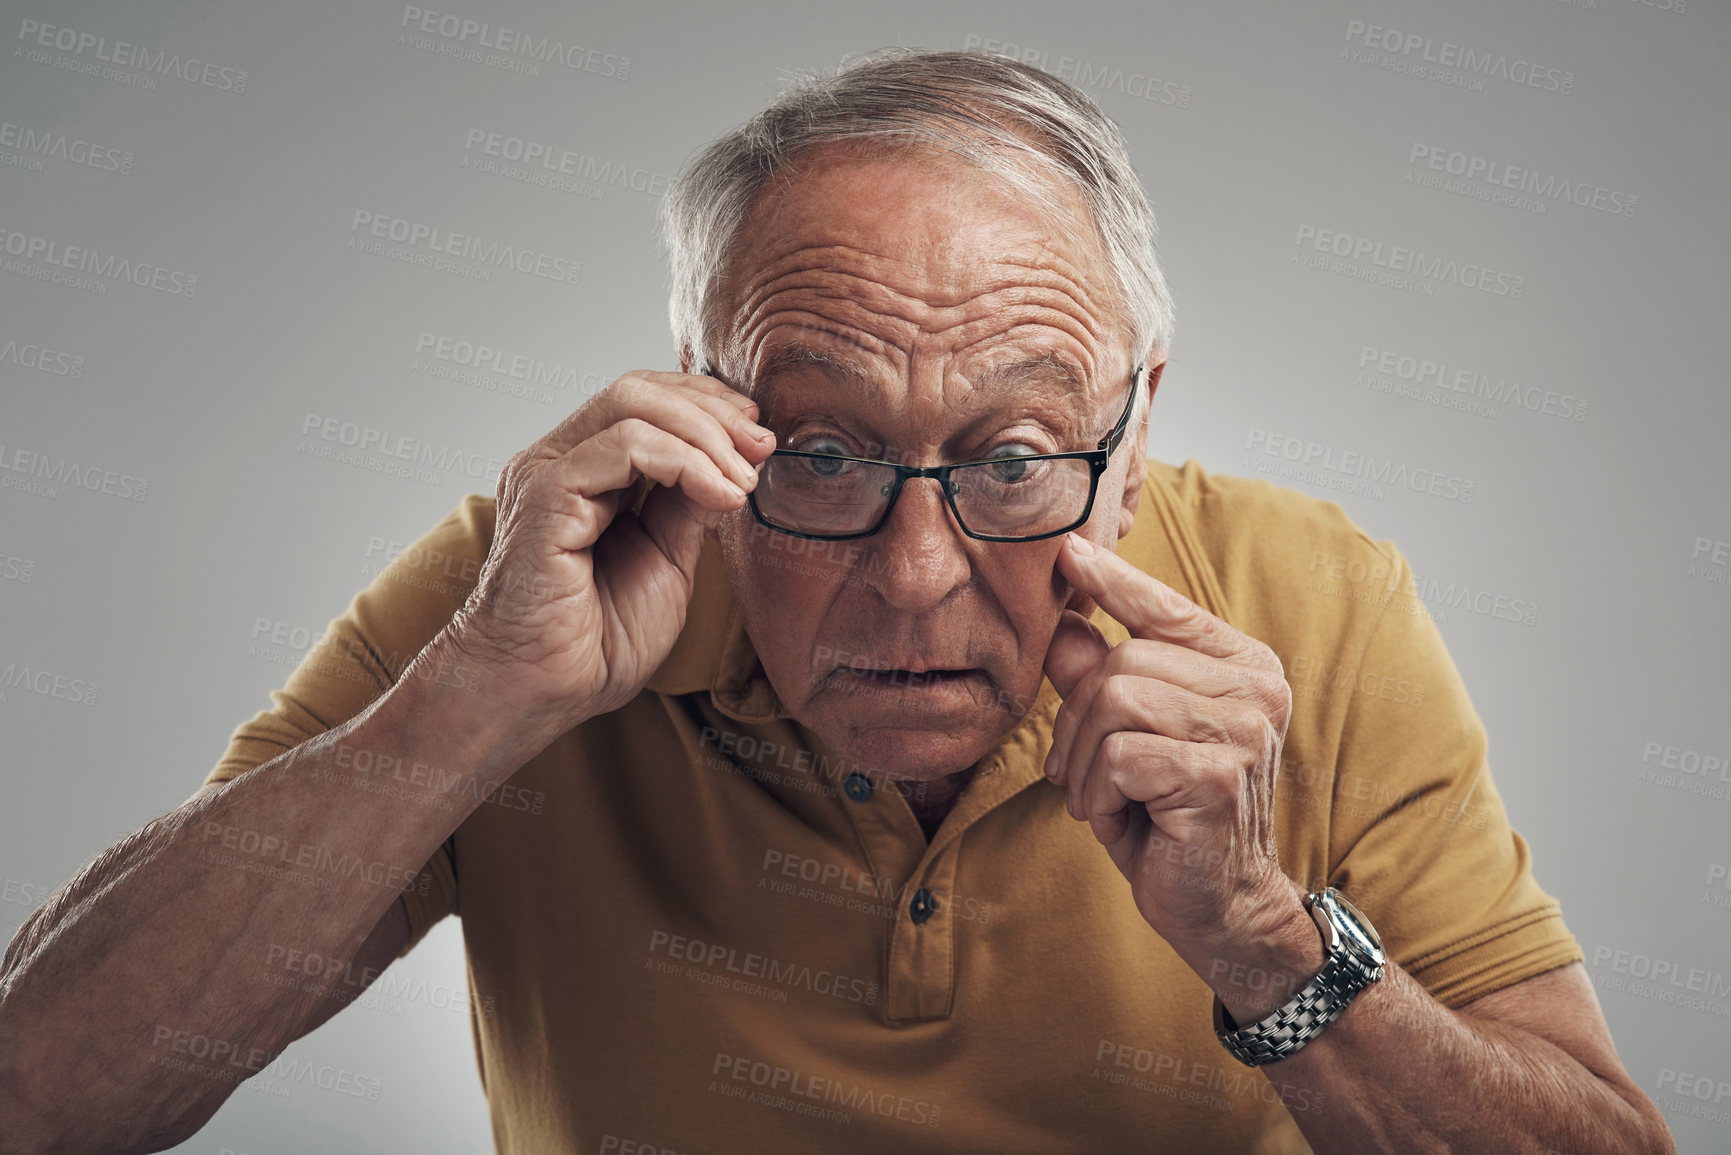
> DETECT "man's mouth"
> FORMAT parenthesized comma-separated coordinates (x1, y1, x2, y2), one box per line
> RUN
(841, 665, 980, 683)
(832, 665, 993, 696)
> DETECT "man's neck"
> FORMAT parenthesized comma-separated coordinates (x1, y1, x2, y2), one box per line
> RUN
(894, 767, 977, 842)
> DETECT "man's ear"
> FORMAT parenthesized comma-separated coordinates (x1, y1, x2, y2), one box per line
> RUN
(1116, 357, 1165, 539)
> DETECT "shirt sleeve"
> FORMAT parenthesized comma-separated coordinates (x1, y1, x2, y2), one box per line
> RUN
(201, 493, 497, 956)
(1322, 541, 1584, 1009)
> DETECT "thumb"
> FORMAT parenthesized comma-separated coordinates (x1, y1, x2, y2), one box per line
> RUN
(1043, 608, 1112, 698)
(635, 482, 717, 578)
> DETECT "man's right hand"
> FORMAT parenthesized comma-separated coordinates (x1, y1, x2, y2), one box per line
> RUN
(442, 369, 775, 739)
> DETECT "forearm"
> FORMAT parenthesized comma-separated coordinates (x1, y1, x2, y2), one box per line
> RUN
(1191, 893, 1672, 1155)
(0, 638, 536, 1152)
(1264, 965, 1669, 1154)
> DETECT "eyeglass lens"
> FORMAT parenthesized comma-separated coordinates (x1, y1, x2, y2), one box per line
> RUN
(753, 453, 1097, 539)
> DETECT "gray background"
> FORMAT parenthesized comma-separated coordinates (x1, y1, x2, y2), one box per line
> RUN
(2, 0, 1727, 1151)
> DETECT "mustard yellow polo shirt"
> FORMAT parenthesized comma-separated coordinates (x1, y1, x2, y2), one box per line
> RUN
(204, 458, 1583, 1153)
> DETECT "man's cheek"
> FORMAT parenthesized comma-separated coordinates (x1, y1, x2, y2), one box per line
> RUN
(719, 528, 847, 671)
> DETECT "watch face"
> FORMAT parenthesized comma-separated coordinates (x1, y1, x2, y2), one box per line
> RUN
(1323, 890, 1386, 965)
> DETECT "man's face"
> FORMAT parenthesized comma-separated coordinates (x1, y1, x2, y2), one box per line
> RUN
(709, 145, 1155, 784)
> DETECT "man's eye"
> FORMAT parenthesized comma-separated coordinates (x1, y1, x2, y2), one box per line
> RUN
(982, 444, 1041, 483)
(791, 437, 856, 480)
(790, 435, 853, 457)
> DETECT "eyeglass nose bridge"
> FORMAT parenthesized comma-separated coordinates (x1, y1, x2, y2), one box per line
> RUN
(879, 466, 962, 504)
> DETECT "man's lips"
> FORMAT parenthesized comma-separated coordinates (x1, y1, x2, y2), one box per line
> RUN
(831, 665, 992, 693)
(839, 666, 980, 681)
(819, 662, 1018, 715)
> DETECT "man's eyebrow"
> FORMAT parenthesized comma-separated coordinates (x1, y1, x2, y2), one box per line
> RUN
(754, 344, 1088, 396)
(980, 351, 1087, 393)
(752, 342, 877, 392)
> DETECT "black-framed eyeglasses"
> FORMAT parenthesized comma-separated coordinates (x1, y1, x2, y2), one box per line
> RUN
(703, 364, 1144, 543)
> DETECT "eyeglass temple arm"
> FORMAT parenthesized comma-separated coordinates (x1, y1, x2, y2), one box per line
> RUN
(1099, 364, 1147, 451)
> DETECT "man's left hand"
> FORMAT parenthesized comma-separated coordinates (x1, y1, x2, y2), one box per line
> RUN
(1043, 531, 1305, 964)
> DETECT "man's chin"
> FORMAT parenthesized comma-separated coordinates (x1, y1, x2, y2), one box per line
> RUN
(810, 701, 1016, 782)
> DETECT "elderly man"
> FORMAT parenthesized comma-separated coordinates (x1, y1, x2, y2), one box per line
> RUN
(0, 49, 1673, 1154)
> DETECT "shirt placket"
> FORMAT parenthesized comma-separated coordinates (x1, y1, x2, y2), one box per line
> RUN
(834, 708, 1056, 1023)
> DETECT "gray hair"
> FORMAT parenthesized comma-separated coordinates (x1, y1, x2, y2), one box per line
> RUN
(659, 48, 1175, 406)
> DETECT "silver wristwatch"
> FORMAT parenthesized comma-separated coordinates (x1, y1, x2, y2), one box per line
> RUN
(1212, 887, 1386, 1067)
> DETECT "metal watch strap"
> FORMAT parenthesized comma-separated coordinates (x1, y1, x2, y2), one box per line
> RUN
(1212, 951, 1376, 1066)
(1212, 888, 1386, 1067)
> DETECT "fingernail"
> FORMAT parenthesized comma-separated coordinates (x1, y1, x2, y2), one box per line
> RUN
(1068, 532, 1095, 556)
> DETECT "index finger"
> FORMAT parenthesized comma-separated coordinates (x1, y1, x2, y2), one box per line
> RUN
(638, 368, 752, 406)
(1056, 532, 1254, 662)
(533, 370, 762, 462)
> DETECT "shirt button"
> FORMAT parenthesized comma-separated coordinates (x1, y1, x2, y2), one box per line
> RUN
(909, 888, 937, 924)
(844, 772, 873, 802)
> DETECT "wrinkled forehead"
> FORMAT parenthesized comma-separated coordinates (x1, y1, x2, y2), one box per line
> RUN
(745, 338, 1099, 415)
(729, 335, 1137, 460)
(713, 142, 1129, 388)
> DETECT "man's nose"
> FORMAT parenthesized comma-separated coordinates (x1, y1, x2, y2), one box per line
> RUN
(858, 477, 972, 613)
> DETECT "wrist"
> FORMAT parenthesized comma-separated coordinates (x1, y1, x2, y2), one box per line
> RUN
(369, 632, 568, 787)
(431, 621, 598, 748)
(1189, 876, 1325, 1025)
